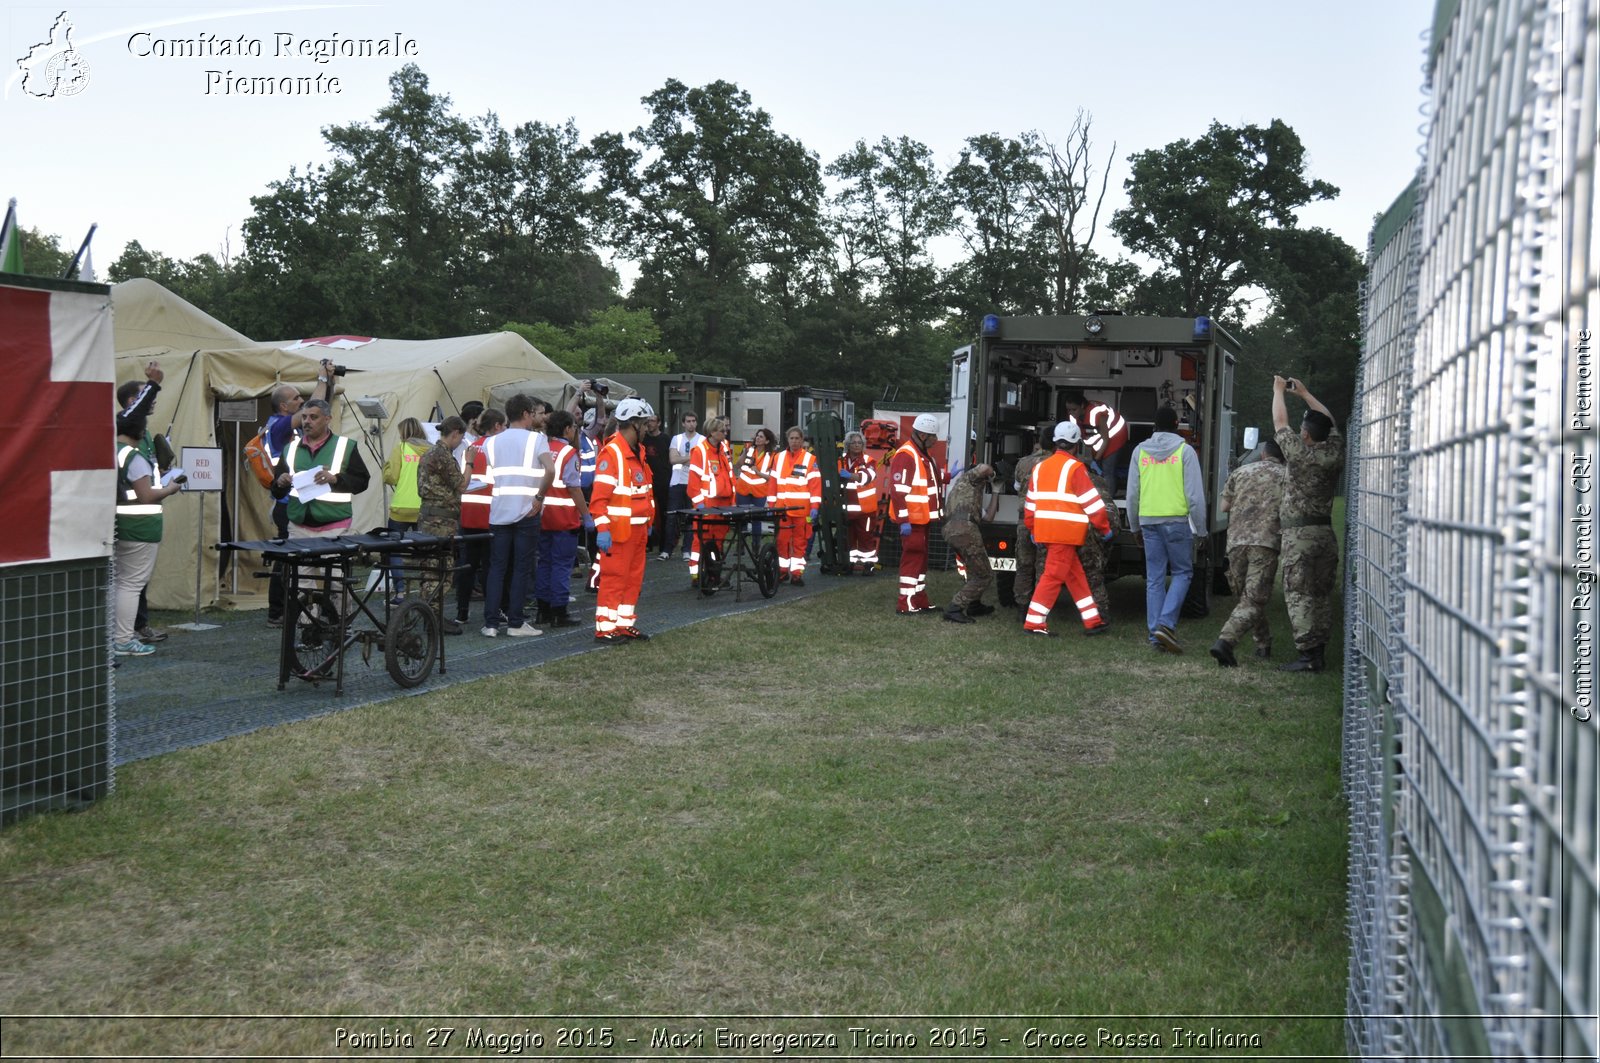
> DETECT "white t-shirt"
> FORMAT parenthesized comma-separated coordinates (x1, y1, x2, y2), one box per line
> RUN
(669, 431, 704, 486)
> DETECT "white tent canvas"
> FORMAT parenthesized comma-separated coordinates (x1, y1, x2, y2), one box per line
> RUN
(111, 280, 577, 610)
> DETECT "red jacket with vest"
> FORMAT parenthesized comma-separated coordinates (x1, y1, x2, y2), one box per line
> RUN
(460, 442, 493, 531)
(542, 439, 583, 532)
(887, 441, 943, 525)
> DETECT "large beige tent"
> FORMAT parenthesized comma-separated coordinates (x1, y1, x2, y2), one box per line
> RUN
(111, 279, 578, 610)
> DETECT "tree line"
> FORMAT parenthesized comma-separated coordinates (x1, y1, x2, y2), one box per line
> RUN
(35, 64, 1364, 427)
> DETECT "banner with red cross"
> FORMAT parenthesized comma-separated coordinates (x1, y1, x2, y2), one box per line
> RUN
(0, 281, 116, 567)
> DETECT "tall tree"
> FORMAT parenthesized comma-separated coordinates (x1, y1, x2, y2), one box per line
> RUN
(944, 132, 1050, 320)
(1025, 114, 1117, 314)
(1111, 119, 1338, 319)
(591, 79, 827, 375)
(452, 115, 616, 330)
(826, 135, 953, 401)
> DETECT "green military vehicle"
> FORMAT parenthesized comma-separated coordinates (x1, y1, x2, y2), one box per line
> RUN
(947, 313, 1241, 614)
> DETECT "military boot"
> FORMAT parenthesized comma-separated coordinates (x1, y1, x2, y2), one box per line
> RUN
(534, 601, 553, 626)
(1209, 638, 1238, 668)
(1279, 644, 1326, 673)
(943, 603, 975, 624)
(550, 606, 581, 628)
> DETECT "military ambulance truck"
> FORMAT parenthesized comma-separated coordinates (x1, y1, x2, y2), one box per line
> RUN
(947, 313, 1240, 614)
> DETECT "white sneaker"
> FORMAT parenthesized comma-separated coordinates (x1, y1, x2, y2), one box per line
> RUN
(480, 626, 499, 638)
(505, 622, 544, 637)
(681, 551, 691, 561)
(656, 551, 670, 561)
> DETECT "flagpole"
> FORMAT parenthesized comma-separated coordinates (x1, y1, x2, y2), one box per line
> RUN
(62, 222, 97, 280)
(0, 198, 22, 274)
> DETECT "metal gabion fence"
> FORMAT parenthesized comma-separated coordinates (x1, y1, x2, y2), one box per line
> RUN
(1344, 0, 1598, 1059)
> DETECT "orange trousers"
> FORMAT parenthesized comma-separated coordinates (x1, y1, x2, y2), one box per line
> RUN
(596, 527, 648, 635)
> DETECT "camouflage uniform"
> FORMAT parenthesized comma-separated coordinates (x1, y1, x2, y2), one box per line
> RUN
(1076, 463, 1121, 620)
(1011, 448, 1048, 606)
(943, 469, 994, 608)
(1276, 425, 1344, 653)
(1217, 458, 1286, 654)
(415, 441, 464, 614)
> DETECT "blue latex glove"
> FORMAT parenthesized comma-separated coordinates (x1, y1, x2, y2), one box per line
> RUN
(582, 517, 595, 532)
(808, 508, 818, 522)
(900, 522, 912, 537)
(596, 530, 613, 553)
(840, 470, 853, 482)
(695, 502, 706, 511)
(1102, 529, 1115, 542)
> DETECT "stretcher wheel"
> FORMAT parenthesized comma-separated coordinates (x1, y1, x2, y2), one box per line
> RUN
(755, 543, 779, 598)
(385, 598, 438, 688)
(700, 539, 723, 596)
(290, 591, 339, 679)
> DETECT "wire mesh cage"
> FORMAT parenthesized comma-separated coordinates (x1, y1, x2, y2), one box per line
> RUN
(1345, 0, 1598, 1058)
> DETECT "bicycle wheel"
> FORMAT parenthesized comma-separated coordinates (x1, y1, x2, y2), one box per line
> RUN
(755, 542, 779, 598)
(699, 538, 723, 597)
(290, 591, 338, 679)
(385, 598, 438, 688)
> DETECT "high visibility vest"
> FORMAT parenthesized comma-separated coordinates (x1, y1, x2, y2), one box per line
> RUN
(578, 432, 597, 490)
(283, 434, 354, 527)
(486, 429, 546, 525)
(1137, 444, 1190, 518)
(1025, 451, 1107, 546)
(542, 440, 583, 532)
(115, 443, 163, 542)
(688, 438, 735, 507)
(387, 441, 426, 517)
(841, 454, 877, 515)
(1084, 402, 1128, 459)
(590, 434, 654, 542)
(460, 443, 493, 531)
(736, 444, 772, 496)
(888, 441, 942, 525)
(773, 448, 820, 515)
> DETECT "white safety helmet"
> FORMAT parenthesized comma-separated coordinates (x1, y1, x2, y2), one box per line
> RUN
(912, 413, 940, 435)
(1053, 418, 1081, 444)
(614, 397, 655, 423)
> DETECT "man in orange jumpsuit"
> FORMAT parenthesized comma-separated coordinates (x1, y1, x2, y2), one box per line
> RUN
(1022, 418, 1114, 636)
(590, 397, 657, 641)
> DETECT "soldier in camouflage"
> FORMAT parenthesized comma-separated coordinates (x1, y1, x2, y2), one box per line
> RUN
(1010, 427, 1051, 619)
(416, 415, 470, 635)
(1271, 376, 1344, 672)
(1076, 446, 1122, 623)
(1209, 440, 1287, 667)
(942, 463, 1000, 623)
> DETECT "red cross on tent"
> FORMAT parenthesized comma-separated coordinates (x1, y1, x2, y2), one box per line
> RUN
(0, 284, 115, 566)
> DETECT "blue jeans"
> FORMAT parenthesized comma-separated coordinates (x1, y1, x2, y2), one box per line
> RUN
(536, 528, 579, 609)
(486, 515, 539, 627)
(735, 492, 766, 541)
(667, 484, 694, 553)
(386, 518, 415, 595)
(1142, 520, 1194, 634)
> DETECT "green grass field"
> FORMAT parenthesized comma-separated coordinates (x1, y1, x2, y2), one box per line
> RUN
(0, 563, 1349, 1058)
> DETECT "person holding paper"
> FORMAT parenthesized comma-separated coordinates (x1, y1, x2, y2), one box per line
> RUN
(113, 409, 183, 656)
(270, 398, 371, 537)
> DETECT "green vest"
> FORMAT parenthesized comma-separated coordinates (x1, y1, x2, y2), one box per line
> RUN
(284, 434, 355, 527)
(1137, 443, 1189, 518)
(115, 444, 164, 543)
